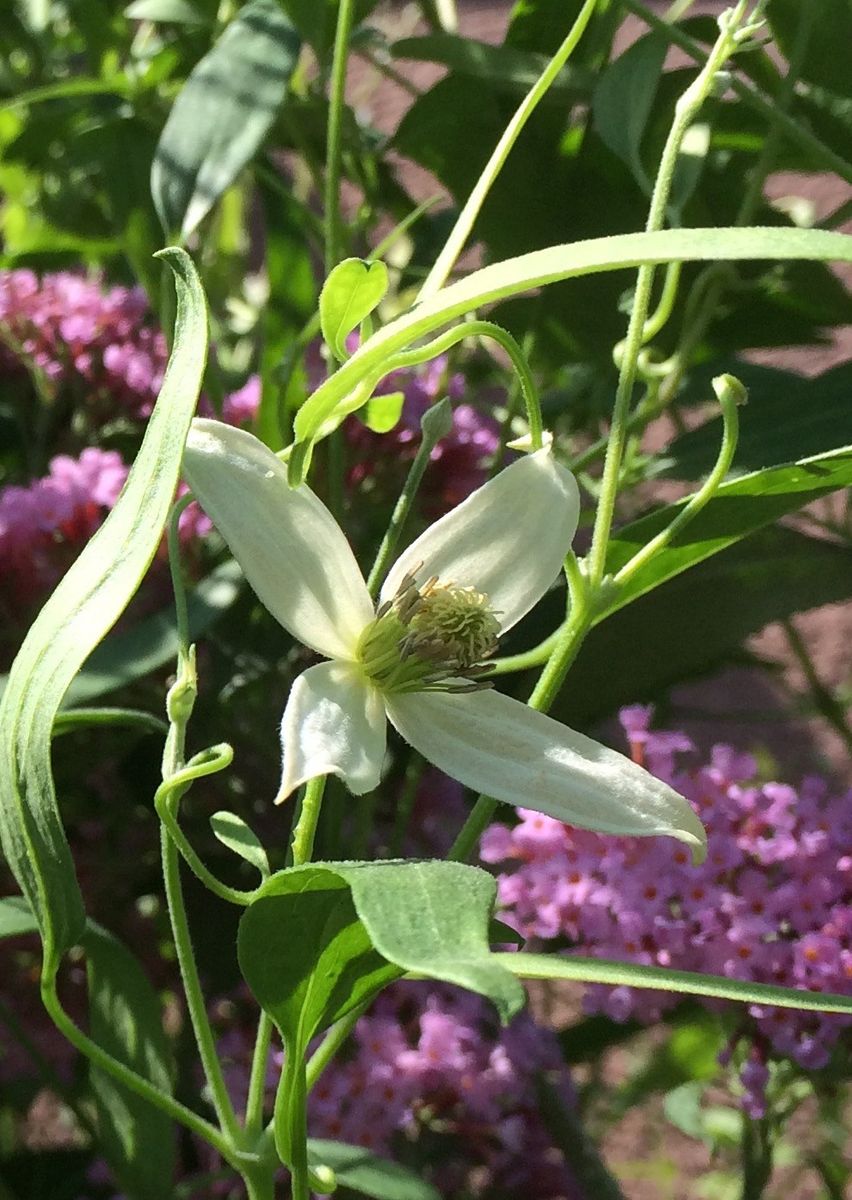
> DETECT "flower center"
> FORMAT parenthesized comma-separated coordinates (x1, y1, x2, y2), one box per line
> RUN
(356, 571, 500, 695)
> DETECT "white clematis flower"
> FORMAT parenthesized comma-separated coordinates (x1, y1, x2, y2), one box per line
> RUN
(183, 419, 707, 862)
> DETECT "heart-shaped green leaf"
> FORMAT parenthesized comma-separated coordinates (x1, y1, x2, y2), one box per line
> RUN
(319, 258, 389, 361)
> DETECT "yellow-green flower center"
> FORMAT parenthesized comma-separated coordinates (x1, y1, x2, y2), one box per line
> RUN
(357, 572, 500, 695)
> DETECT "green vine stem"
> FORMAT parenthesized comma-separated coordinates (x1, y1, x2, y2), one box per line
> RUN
(305, 1001, 372, 1091)
(161, 499, 242, 1144)
(324, 0, 357, 274)
(244, 1011, 275, 1138)
(386, 319, 544, 451)
(614, 373, 744, 586)
(648, 0, 815, 416)
(289, 775, 328, 866)
(366, 397, 453, 597)
(587, 1, 756, 588)
(275, 1048, 310, 1200)
(418, 0, 599, 300)
(622, 0, 852, 189)
(155, 747, 259, 908)
(40, 972, 236, 1164)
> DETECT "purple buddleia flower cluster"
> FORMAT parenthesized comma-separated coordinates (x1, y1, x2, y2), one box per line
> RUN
(307, 980, 581, 1200)
(481, 706, 852, 1072)
(208, 982, 584, 1199)
(0, 270, 166, 415)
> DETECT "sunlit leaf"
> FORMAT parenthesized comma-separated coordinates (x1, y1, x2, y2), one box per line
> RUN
(151, 0, 300, 237)
(0, 249, 207, 960)
(319, 258, 389, 361)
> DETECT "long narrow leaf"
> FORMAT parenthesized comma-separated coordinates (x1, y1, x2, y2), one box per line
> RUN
(0, 248, 207, 962)
(603, 446, 852, 613)
(293, 226, 852, 456)
(498, 952, 852, 1014)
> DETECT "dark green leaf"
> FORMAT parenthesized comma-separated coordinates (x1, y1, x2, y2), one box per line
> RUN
(0, 249, 207, 960)
(506, 0, 618, 66)
(794, 83, 852, 166)
(84, 923, 176, 1200)
(237, 866, 399, 1049)
(768, 0, 852, 96)
(151, 0, 300, 237)
(391, 33, 589, 98)
(307, 1140, 440, 1200)
(664, 362, 852, 479)
(592, 32, 668, 191)
(605, 446, 852, 614)
(553, 527, 852, 726)
(0, 1151, 90, 1200)
(278, 0, 376, 59)
(558, 1014, 643, 1063)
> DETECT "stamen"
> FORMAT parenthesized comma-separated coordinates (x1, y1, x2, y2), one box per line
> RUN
(356, 571, 501, 696)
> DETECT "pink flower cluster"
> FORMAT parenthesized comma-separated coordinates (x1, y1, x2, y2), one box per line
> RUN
(0, 447, 128, 613)
(211, 982, 583, 1198)
(481, 706, 852, 1073)
(308, 982, 578, 1196)
(0, 270, 166, 416)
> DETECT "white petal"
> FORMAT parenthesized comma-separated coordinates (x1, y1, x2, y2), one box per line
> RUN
(184, 420, 372, 659)
(380, 448, 579, 634)
(385, 689, 707, 861)
(276, 662, 386, 802)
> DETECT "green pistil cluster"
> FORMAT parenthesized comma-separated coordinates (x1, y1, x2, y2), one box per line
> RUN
(357, 572, 500, 695)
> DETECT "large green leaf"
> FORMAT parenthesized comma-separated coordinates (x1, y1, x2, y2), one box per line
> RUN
(339, 860, 525, 1025)
(307, 1140, 440, 1200)
(551, 527, 852, 726)
(292, 226, 852, 465)
(0, 249, 207, 961)
(84, 924, 176, 1200)
(664, 362, 852, 479)
(239, 860, 524, 1038)
(603, 445, 852, 615)
(151, 0, 300, 238)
